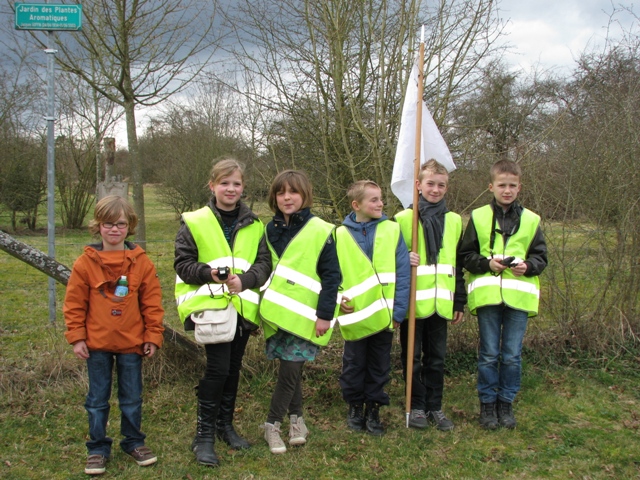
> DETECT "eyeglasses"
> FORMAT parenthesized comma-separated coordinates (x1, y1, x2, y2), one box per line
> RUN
(101, 222, 129, 229)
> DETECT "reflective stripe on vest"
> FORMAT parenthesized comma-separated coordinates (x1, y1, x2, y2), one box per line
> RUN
(259, 217, 337, 346)
(467, 205, 541, 317)
(395, 209, 462, 320)
(174, 206, 263, 325)
(335, 221, 399, 340)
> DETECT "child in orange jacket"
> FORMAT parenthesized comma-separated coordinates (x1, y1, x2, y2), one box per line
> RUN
(64, 195, 164, 476)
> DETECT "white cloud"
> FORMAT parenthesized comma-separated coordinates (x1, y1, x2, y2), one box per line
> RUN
(499, 0, 636, 73)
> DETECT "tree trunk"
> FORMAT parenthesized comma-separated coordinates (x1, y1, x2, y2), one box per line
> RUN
(0, 230, 71, 283)
(124, 99, 147, 248)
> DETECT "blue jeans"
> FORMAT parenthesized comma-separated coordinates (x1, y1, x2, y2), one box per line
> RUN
(477, 305, 529, 404)
(85, 351, 145, 457)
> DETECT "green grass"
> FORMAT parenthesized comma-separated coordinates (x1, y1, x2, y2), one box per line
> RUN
(1, 186, 640, 479)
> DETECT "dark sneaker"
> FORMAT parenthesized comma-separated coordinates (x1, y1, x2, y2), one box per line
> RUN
(479, 402, 498, 430)
(497, 399, 517, 429)
(84, 454, 107, 475)
(347, 403, 365, 431)
(427, 410, 455, 431)
(365, 403, 385, 436)
(127, 446, 157, 466)
(408, 409, 428, 429)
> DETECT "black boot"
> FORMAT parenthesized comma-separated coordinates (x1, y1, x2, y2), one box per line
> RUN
(497, 399, 517, 429)
(346, 403, 365, 431)
(365, 402, 385, 436)
(479, 402, 498, 430)
(193, 379, 221, 467)
(216, 374, 250, 450)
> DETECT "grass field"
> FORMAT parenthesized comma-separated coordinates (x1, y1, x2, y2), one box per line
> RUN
(1, 187, 639, 479)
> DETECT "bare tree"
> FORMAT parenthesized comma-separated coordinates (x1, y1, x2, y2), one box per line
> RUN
(139, 78, 248, 216)
(554, 44, 640, 325)
(55, 71, 122, 228)
(446, 61, 560, 213)
(226, 71, 280, 206)
(29, 0, 222, 244)
(227, 0, 504, 217)
(0, 45, 47, 230)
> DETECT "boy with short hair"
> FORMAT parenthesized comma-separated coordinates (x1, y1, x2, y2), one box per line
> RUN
(395, 159, 466, 431)
(336, 180, 411, 436)
(64, 195, 165, 475)
(460, 160, 547, 429)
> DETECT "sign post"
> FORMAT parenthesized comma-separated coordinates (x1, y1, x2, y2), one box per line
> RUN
(15, 3, 82, 324)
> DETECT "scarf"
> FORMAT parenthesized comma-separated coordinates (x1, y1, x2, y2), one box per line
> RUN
(417, 195, 449, 265)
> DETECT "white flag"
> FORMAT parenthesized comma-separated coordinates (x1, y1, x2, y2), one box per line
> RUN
(391, 60, 455, 208)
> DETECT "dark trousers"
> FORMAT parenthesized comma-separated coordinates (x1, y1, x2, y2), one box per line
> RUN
(267, 360, 304, 424)
(400, 315, 448, 411)
(203, 323, 251, 394)
(339, 329, 393, 406)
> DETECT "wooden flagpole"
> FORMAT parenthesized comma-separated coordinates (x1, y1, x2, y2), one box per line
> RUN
(405, 29, 425, 428)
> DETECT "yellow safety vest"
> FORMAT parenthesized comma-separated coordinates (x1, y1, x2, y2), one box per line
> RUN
(395, 209, 462, 320)
(259, 217, 337, 346)
(174, 206, 263, 325)
(335, 221, 399, 340)
(467, 205, 541, 317)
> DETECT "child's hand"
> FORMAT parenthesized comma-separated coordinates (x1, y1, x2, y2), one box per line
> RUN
(489, 256, 509, 273)
(143, 342, 157, 358)
(339, 296, 354, 314)
(510, 262, 528, 277)
(393, 321, 401, 329)
(409, 252, 420, 267)
(226, 275, 243, 295)
(451, 311, 464, 325)
(72, 340, 90, 360)
(211, 268, 229, 283)
(315, 318, 331, 337)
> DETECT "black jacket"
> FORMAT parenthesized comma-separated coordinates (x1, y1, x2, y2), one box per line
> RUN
(460, 199, 547, 276)
(266, 208, 341, 321)
(174, 198, 272, 330)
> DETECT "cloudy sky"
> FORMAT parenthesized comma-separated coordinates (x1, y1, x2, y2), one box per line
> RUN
(498, 0, 636, 73)
(100, 0, 636, 145)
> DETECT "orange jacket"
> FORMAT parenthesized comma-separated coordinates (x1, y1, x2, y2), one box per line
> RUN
(64, 242, 165, 354)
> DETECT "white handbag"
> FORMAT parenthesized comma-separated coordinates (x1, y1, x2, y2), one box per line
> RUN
(191, 302, 238, 344)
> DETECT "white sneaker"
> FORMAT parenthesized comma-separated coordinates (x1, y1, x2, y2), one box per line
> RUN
(264, 422, 286, 454)
(289, 415, 308, 446)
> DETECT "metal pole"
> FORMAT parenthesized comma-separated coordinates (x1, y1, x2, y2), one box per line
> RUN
(45, 34, 58, 324)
